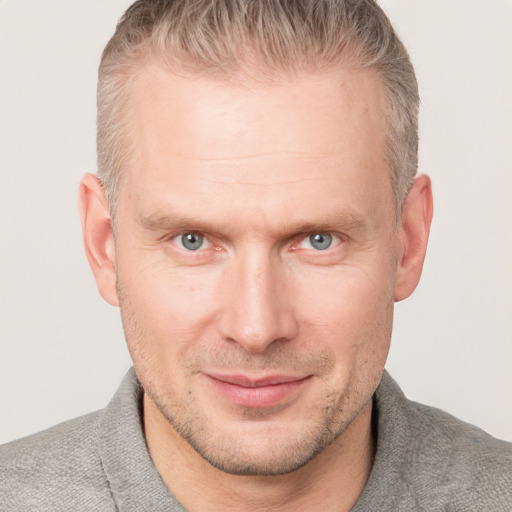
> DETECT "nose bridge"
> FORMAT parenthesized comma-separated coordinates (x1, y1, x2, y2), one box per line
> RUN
(219, 245, 296, 353)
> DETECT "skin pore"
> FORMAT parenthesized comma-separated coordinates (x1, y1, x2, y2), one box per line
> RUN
(79, 63, 432, 511)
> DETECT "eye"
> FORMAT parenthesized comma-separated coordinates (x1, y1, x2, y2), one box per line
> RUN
(172, 232, 210, 251)
(299, 232, 337, 251)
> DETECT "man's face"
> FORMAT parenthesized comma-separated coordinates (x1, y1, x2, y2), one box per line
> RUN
(114, 65, 399, 475)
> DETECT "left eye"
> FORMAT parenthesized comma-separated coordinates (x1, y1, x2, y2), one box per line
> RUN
(172, 233, 210, 251)
(299, 233, 338, 251)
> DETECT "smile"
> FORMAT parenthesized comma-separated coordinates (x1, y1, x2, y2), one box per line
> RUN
(204, 373, 312, 408)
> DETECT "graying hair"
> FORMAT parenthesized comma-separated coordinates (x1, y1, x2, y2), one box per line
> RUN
(97, 0, 419, 220)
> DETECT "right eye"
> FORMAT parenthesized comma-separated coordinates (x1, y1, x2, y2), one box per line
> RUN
(171, 233, 210, 251)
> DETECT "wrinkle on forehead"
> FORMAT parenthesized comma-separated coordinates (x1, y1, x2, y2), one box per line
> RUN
(199, 178, 341, 187)
(137, 161, 355, 188)
(128, 147, 372, 190)
(137, 150, 350, 163)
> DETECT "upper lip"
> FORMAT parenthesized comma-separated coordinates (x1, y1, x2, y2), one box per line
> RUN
(206, 373, 310, 388)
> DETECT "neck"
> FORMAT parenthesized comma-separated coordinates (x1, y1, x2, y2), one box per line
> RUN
(144, 396, 375, 512)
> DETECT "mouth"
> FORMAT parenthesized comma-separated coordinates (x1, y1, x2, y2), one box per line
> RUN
(204, 372, 312, 408)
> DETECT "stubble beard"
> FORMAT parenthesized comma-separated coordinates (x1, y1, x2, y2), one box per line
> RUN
(142, 363, 367, 477)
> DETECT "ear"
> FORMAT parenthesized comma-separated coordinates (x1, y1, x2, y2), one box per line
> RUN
(394, 174, 433, 302)
(78, 173, 119, 307)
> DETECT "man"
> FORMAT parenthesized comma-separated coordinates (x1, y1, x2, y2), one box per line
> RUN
(1, 0, 511, 510)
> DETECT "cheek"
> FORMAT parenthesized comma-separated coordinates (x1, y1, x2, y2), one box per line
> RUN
(117, 259, 220, 368)
(294, 267, 394, 402)
(295, 266, 394, 356)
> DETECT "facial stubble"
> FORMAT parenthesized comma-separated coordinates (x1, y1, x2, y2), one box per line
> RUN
(145, 371, 368, 477)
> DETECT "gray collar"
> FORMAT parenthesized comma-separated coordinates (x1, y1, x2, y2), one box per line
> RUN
(97, 368, 186, 511)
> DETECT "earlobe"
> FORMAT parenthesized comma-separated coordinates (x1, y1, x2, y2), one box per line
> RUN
(394, 174, 433, 302)
(78, 173, 119, 307)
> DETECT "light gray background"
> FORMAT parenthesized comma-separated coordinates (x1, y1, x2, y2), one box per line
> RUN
(1, 0, 511, 444)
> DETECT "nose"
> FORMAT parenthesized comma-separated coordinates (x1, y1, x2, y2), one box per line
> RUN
(217, 248, 298, 353)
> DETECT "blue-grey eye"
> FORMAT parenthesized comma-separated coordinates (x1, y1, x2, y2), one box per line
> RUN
(309, 233, 332, 250)
(181, 233, 205, 251)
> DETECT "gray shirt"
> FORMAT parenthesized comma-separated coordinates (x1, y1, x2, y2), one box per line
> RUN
(2, 368, 511, 511)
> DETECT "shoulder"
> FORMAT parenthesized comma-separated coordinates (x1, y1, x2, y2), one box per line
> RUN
(0, 411, 116, 511)
(408, 396, 511, 456)
(407, 398, 512, 503)
(372, 372, 512, 509)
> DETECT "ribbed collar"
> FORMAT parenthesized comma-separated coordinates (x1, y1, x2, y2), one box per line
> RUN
(97, 368, 186, 511)
(352, 371, 418, 511)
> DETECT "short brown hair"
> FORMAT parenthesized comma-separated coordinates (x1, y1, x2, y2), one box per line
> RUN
(97, 0, 419, 219)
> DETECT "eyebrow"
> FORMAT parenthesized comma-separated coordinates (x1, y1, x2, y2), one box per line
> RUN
(137, 209, 368, 238)
(137, 212, 227, 236)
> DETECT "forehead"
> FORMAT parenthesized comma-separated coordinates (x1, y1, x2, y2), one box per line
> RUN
(126, 63, 387, 162)
(118, 63, 392, 230)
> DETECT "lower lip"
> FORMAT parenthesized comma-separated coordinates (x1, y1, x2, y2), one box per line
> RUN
(206, 376, 311, 408)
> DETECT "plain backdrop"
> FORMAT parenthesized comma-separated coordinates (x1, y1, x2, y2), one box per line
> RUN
(0, 0, 511, 444)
